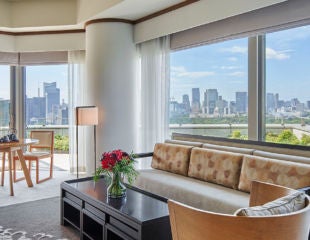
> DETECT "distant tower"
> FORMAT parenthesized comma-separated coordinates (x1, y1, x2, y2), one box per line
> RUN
(236, 92, 247, 113)
(182, 94, 190, 113)
(44, 82, 60, 114)
(206, 89, 218, 114)
(191, 88, 200, 113)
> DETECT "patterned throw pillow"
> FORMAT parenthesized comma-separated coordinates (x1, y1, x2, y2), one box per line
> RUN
(188, 148, 244, 189)
(151, 143, 193, 176)
(234, 191, 306, 216)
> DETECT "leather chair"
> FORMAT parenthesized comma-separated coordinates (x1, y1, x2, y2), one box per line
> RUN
(168, 181, 310, 240)
(13, 130, 54, 184)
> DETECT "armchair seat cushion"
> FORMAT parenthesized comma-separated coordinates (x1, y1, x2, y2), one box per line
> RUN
(133, 168, 249, 214)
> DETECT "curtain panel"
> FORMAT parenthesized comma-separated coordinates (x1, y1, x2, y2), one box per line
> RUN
(68, 50, 87, 175)
(137, 36, 170, 169)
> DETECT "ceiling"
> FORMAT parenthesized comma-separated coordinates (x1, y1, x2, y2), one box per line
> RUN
(0, 0, 188, 32)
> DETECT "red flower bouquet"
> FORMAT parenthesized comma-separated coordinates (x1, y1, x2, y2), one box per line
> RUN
(94, 149, 138, 198)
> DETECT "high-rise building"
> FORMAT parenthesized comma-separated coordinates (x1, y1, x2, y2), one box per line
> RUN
(205, 89, 218, 114)
(44, 82, 60, 114)
(26, 97, 46, 125)
(0, 99, 10, 127)
(307, 101, 310, 109)
(191, 88, 200, 113)
(182, 94, 190, 113)
(236, 92, 247, 113)
(266, 93, 275, 112)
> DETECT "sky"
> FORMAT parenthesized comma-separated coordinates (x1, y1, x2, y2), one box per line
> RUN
(170, 25, 310, 104)
(0, 64, 68, 102)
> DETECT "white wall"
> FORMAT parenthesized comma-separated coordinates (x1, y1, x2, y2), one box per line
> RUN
(134, 0, 287, 43)
(0, 1, 11, 27)
(0, 34, 15, 52)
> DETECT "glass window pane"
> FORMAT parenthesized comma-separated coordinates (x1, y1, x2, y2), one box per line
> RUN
(0, 65, 10, 136)
(265, 25, 310, 146)
(25, 65, 69, 151)
(170, 38, 248, 139)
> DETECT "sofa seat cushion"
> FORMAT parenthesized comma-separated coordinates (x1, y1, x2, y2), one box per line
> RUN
(188, 148, 244, 189)
(239, 155, 310, 192)
(133, 169, 249, 214)
(151, 143, 193, 176)
(234, 191, 306, 216)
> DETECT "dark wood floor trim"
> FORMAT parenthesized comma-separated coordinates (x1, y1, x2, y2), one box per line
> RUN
(134, 0, 200, 24)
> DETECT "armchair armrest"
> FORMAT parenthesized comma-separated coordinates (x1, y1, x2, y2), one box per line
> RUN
(133, 152, 153, 159)
(298, 186, 310, 196)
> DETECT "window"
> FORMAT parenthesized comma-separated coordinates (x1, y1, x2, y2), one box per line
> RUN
(0, 65, 10, 136)
(265, 25, 310, 146)
(170, 38, 248, 139)
(25, 64, 69, 151)
(170, 24, 310, 147)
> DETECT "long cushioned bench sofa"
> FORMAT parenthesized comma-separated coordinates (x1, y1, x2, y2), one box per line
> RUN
(132, 140, 310, 214)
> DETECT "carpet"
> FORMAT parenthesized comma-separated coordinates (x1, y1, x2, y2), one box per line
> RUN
(0, 197, 79, 240)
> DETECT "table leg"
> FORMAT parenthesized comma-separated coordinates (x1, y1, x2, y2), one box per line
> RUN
(1, 152, 5, 186)
(8, 151, 14, 196)
(16, 149, 33, 187)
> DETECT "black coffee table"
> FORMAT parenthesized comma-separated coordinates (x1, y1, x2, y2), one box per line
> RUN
(61, 177, 172, 240)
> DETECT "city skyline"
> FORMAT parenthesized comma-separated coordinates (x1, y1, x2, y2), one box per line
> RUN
(170, 25, 310, 104)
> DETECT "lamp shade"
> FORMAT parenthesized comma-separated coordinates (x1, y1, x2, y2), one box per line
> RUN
(76, 106, 98, 126)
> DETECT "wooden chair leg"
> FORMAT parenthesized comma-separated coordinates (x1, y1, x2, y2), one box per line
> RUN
(36, 157, 53, 184)
(13, 158, 26, 183)
(1, 152, 5, 186)
(8, 151, 14, 196)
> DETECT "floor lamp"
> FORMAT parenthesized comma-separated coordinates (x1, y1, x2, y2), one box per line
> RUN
(76, 106, 98, 178)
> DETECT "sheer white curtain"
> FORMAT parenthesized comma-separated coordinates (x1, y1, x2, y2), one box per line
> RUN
(68, 50, 86, 175)
(137, 36, 170, 168)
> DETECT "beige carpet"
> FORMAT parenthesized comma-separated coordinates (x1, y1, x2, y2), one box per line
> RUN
(0, 170, 77, 207)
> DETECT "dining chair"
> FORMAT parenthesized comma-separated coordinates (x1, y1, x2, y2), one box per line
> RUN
(13, 130, 54, 184)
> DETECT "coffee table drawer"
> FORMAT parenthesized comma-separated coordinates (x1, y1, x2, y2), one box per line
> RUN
(105, 223, 136, 240)
(109, 216, 138, 239)
(85, 203, 106, 221)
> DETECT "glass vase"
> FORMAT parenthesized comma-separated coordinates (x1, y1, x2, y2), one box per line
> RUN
(107, 172, 126, 198)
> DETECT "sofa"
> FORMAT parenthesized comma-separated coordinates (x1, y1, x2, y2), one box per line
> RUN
(132, 140, 310, 214)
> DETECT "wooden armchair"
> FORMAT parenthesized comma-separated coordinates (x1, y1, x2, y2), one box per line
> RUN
(13, 130, 54, 184)
(168, 181, 310, 240)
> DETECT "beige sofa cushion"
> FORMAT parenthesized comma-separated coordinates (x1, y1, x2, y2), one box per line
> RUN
(202, 143, 254, 155)
(188, 148, 244, 189)
(151, 143, 193, 176)
(132, 168, 249, 214)
(253, 150, 310, 164)
(235, 191, 306, 216)
(238, 155, 310, 192)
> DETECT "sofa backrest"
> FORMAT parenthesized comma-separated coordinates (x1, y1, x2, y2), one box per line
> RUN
(188, 148, 244, 189)
(165, 139, 203, 147)
(253, 150, 310, 165)
(151, 143, 193, 176)
(238, 155, 310, 192)
(202, 143, 255, 155)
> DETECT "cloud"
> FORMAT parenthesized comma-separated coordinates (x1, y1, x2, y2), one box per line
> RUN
(171, 66, 215, 79)
(220, 66, 241, 70)
(228, 57, 238, 62)
(221, 46, 247, 54)
(228, 71, 246, 77)
(266, 47, 290, 60)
